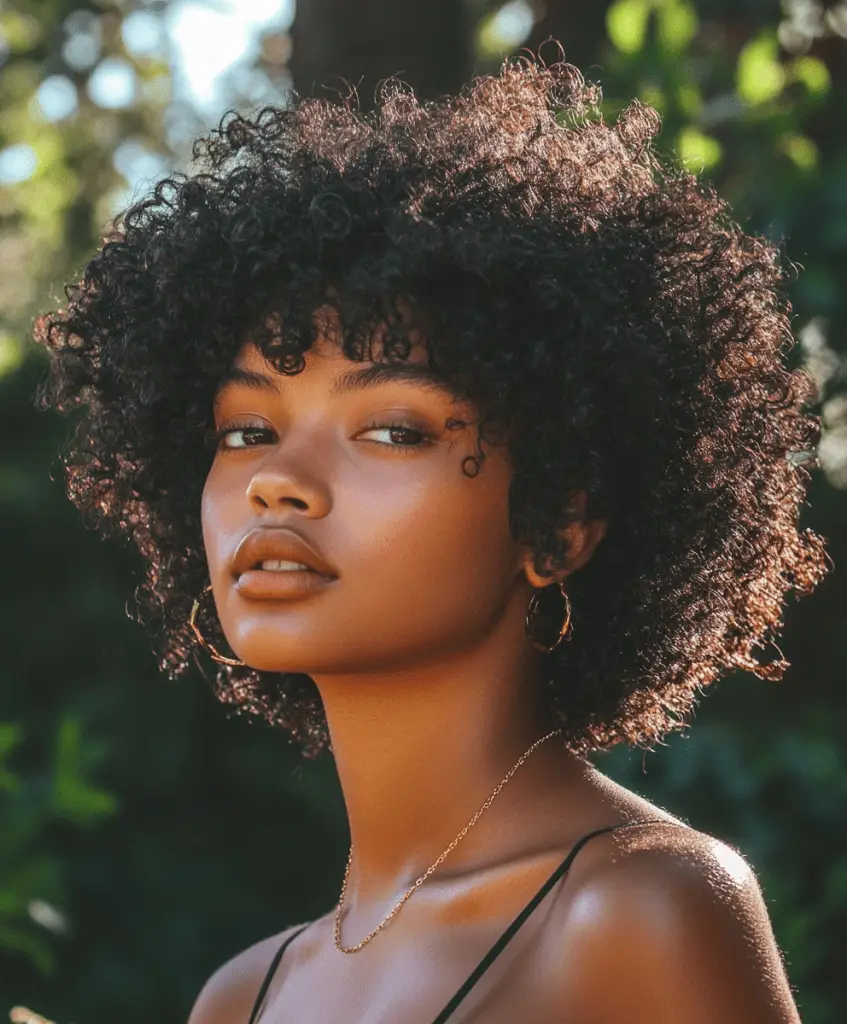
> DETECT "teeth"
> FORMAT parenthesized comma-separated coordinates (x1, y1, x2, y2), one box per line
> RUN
(259, 560, 313, 571)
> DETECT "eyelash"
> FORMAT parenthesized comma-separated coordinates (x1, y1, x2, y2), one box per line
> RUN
(212, 419, 432, 454)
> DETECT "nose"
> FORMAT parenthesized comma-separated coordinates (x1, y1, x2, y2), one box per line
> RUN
(245, 460, 331, 515)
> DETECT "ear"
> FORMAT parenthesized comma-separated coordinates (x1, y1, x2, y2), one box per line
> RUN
(521, 491, 608, 588)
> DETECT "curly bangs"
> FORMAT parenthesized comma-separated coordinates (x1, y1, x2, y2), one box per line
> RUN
(32, 59, 830, 759)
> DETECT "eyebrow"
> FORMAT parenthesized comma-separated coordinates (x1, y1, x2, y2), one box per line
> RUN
(214, 361, 464, 405)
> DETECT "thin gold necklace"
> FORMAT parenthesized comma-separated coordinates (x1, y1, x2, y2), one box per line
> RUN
(334, 726, 564, 953)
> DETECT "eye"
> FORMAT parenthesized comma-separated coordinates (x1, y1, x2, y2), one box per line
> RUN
(214, 422, 274, 450)
(212, 418, 432, 453)
(358, 420, 431, 452)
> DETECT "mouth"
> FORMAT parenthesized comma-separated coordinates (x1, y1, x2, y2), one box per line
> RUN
(232, 527, 339, 580)
(234, 566, 337, 601)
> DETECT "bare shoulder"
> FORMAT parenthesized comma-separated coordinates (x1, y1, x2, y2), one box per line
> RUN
(186, 921, 310, 1024)
(555, 820, 802, 1023)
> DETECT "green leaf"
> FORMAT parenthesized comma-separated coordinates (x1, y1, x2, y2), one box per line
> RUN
(51, 716, 118, 826)
(0, 887, 29, 914)
(787, 56, 831, 96)
(639, 84, 666, 113)
(677, 127, 722, 171)
(737, 31, 785, 105)
(0, 921, 55, 975)
(0, 721, 24, 761)
(0, 856, 62, 907)
(0, 332, 25, 380)
(607, 0, 652, 54)
(658, 0, 698, 53)
(676, 82, 702, 116)
(0, 11, 44, 53)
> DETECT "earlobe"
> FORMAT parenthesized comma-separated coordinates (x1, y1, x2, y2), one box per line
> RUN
(522, 556, 561, 590)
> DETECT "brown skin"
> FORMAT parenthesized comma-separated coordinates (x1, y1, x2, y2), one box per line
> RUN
(189, 318, 803, 1022)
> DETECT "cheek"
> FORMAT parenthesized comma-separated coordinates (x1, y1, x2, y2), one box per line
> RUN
(354, 478, 517, 658)
(200, 469, 235, 571)
(343, 452, 517, 608)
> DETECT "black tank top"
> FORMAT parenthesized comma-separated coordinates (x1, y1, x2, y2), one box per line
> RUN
(246, 817, 669, 1024)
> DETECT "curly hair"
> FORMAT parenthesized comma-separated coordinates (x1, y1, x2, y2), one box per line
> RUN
(32, 58, 831, 760)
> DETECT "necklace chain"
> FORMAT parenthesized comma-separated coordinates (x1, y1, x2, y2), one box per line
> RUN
(333, 726, 564, 953)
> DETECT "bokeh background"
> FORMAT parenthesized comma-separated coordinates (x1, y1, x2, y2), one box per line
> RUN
(0, 0, 845, 1021)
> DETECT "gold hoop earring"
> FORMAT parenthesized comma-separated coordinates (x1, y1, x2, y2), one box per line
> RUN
(189, 584, 246, 667)
(525, 582, 573, 653)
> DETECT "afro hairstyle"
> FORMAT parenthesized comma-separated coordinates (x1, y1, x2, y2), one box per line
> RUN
(33, 58, 831, 759)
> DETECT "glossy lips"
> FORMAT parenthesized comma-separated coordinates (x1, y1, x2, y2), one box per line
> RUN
(232, 527, 338, 601)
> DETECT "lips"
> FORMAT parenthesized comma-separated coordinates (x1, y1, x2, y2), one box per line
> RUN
(232, 527, 338, 579)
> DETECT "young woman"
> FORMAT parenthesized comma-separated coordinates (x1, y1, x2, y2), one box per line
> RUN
(33, 58, 829, 1023)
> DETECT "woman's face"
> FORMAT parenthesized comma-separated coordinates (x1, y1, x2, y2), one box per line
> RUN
(201, 322, 531, 677)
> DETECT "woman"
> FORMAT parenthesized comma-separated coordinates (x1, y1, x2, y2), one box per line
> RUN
(33, 58, 829, 1022)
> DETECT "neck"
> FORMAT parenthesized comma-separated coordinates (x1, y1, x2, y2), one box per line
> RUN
(310, 598, 582, 919)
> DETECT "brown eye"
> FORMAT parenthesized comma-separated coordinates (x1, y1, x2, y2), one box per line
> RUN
(359, 421, 431, 452)
(215, 423, 274, 450)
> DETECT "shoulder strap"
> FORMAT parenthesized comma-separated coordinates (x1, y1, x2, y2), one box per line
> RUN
(429, 817, 671, 1023)
(246, 923, 309, 1024)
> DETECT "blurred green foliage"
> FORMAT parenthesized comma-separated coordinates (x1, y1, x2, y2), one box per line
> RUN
(0, 0, 845, 1022)
(0, 716, 116, 977)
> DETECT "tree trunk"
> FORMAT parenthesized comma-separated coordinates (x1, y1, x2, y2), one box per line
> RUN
(290, 0, 472, 109)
